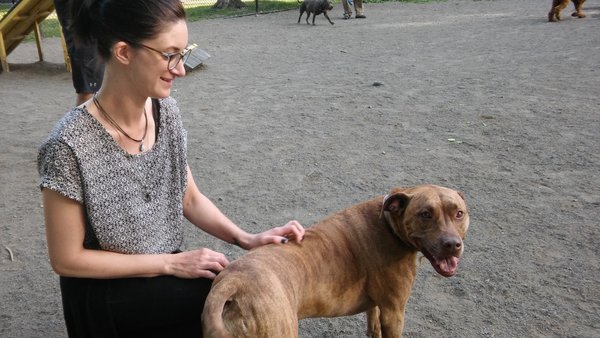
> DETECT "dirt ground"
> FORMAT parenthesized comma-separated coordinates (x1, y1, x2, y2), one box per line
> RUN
(1, 0, 599, 337)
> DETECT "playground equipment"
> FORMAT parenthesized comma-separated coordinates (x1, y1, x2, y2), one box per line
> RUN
(0, 0, 207, 73)
(0, 0, 70, 72)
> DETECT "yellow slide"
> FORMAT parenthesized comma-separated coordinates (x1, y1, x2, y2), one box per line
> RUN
(0, 0, 69, 72)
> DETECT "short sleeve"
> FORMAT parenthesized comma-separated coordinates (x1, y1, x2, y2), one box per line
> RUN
(38, 138, 84, 203)
(159, 97, 188, 192)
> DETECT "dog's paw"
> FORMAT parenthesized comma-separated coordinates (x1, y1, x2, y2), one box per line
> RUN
(571, 11, 586, 18)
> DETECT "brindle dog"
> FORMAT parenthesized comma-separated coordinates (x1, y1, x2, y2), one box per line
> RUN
(203, 185, 470, 338)
(548, 0, 586, 22)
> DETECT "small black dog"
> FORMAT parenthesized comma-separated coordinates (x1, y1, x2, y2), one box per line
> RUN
(298, 0, 334, 25)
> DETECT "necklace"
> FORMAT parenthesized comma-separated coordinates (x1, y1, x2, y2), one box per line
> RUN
(129, 155, 153, 202)
(93, 94, 148, 152)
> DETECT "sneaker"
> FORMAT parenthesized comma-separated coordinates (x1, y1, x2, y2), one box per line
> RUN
(356, 14, 366, 18)
(343, 12, 352, 19)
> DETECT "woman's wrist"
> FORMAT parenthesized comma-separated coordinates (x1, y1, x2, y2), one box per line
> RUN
(232, 231, 253, 250)
(160, 253, 174, 276)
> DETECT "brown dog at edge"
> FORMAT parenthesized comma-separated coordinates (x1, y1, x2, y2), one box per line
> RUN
(548, 0, 586, 22)
(202, 185, 470, 338)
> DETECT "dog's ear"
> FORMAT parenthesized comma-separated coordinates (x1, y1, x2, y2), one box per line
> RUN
(382, 192, 411, 215)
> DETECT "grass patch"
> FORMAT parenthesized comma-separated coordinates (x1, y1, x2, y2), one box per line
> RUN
(185, 0, 299, 21)
(0, 4, 61, 41)
(366, 0, 442, 3)
(0, 2, 300, 41)
(0, 0, 442, 42)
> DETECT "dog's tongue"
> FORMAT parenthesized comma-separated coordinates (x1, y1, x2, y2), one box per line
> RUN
(433, 256, 459, 277)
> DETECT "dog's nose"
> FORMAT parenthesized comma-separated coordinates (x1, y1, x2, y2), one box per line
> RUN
(442, 236, 462, 253)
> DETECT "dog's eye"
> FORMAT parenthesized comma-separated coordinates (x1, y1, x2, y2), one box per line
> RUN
(456, 210, 464, 219)
(419, 211, 432, 219)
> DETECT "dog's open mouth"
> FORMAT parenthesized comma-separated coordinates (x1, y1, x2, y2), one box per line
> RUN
(421, 249, 460, 277)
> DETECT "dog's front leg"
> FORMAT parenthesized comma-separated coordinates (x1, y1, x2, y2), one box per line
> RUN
(306, 12, 311, 24)
(378, 305, 406, 338)
(366, 306, 382, 338)
(323, 12, 334, 25)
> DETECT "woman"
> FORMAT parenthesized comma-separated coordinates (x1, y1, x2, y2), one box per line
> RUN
(38, 0, 304, 336)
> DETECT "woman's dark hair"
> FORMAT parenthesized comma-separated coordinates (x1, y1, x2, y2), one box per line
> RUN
(70, 0, 187, 61)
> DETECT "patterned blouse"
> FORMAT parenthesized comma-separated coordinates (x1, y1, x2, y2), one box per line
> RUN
(38, 97, 188, 254)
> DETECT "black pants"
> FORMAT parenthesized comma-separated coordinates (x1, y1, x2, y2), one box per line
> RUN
(53, 0, 104, 94)
(60, 276, 213, 338)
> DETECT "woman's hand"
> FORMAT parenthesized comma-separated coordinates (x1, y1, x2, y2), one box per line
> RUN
(165, 248, 229, 279)
(183, 169, 305, 252)
(242, 220, 305, 250)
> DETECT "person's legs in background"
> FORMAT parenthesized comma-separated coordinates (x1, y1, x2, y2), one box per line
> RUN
(342, 0, 366, 20)
(354, 0, 366, 18)
(54, 0, 104, 106)
(342, 0, 352, 19)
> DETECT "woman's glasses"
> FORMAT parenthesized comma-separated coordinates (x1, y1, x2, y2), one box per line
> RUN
(137, 43, 193, 70)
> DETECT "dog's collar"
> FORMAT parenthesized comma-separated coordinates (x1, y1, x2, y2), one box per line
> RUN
(381, 196, 418, 250)
(382, 209, 402, 242)
(383, 210, 394, 227)
(382, 210, 417, 251)
(380, 193, 394, 230)
(380, 194, 392, 226)
(379, 194, 390, 218)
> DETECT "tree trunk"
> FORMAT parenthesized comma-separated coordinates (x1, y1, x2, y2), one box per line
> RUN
(212, 0, 247, 9)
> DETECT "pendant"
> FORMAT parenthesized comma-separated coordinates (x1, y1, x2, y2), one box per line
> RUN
(139, 141, 145, 152)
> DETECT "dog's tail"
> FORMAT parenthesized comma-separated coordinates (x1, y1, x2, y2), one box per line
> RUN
(202, 282, 237, 338)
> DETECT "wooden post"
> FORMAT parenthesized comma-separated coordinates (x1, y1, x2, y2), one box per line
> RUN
(59, 26, 71, 72)
(0, 32, 8, 72)
(33, 19, 43, 61)
(0, 0, 61, 72)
